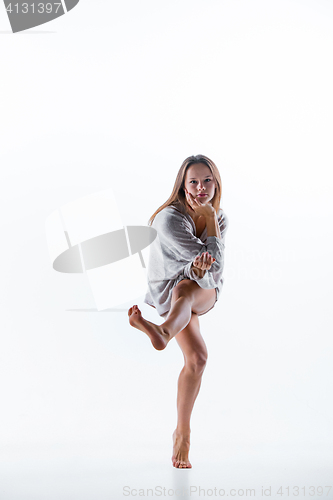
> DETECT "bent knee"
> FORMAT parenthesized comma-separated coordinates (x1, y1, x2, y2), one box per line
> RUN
(185, 351, 208, 374)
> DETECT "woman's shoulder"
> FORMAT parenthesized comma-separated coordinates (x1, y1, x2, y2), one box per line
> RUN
(153, 203, 189, 231)
(155, 203, 186, 220)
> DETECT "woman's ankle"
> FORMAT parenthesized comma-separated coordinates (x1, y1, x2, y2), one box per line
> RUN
(174, 427, 191, 438)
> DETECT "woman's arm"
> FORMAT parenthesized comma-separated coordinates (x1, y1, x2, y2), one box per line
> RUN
(153, 206, 228, 284)
(205, 211, 222, 239)
(191, 212, 227, 277)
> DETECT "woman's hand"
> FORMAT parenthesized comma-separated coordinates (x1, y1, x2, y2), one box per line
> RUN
(193, 252, 216, 271)
(184, 188, 215, 218)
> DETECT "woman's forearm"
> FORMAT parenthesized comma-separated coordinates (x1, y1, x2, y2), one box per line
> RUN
(205, 212, 221, 239)
(189, 211, 221, 278)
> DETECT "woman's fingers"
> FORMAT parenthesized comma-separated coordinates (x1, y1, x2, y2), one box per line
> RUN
(203, 252, 215, 270)
(194, 252, 216, 270)
(185, 189, 196, 212)
(185, 188, 202, 211)
(193, 254, 203, 269)
(207, 253, 216, 270)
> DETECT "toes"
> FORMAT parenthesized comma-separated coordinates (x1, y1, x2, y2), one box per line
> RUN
(128, 305, 140, 316)
(174, 460, 191, 469)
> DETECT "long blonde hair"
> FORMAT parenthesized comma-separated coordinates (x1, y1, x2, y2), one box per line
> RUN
(148, 154, 222, 226)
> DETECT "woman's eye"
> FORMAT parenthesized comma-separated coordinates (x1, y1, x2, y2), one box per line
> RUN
(190, 179, 211, 184)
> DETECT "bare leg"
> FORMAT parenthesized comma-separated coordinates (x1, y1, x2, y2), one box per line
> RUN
(128, 305, 170, 350)
(128, 280, 216, 350)
(172, 312, 208, 469)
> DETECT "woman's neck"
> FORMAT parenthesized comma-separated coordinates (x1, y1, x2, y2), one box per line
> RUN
(180, 201, 202, 222)
(187, 210, 201, 223)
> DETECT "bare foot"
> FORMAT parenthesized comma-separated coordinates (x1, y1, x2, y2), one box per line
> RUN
(128, 305, 170, 350)
(172, 430, 192, 469)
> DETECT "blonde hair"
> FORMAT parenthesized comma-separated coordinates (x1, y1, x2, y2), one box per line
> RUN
(148, 154, 222, 226)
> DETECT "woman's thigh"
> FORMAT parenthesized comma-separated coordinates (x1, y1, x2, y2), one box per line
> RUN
(171, 279, 216, 316)
(175, 312, 207, 362)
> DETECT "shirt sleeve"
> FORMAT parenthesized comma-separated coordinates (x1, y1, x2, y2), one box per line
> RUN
(153, 207, 229, 289)
(183, 210, 229, 286)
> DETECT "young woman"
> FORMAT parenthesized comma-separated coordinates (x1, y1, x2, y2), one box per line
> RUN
(128, 154, 228, 469)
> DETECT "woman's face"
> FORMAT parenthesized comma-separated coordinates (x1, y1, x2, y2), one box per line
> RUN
(184, 163, 216, 206)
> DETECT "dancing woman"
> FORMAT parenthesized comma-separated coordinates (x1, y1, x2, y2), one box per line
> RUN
(128, 154, 229, 468)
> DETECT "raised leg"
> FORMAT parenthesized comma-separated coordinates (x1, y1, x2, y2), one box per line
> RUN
(172, 312, 208, 469)
(128, 280, 216, 350)
(162, 280, 215, 338)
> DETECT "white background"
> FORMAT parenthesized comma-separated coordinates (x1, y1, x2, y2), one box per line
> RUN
(0, 1, 332, 499)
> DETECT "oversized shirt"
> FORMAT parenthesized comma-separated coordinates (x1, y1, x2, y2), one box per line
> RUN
(144, 201, 229, 316)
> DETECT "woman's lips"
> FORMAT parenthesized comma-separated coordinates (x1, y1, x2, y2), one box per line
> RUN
(197, 194, 207, 197)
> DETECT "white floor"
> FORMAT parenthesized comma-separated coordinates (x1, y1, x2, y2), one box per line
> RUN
(1, 442, 332, 500)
